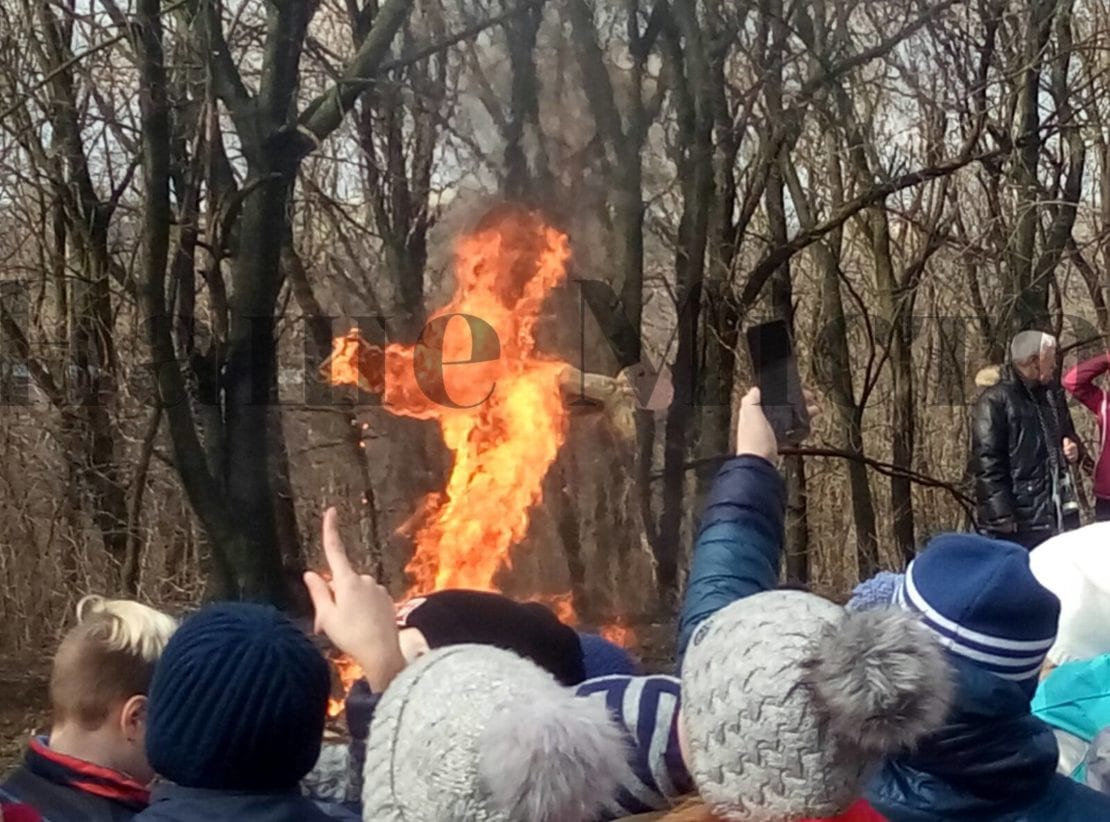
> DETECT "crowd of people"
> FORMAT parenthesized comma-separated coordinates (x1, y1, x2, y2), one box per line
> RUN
(4, 330, 1110, 820)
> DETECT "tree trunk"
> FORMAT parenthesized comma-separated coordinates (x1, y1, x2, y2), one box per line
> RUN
(763, 0, 808, 581)
(783, 146, 879, 577)
(220, 167, 294, 603)
(768, 251, 810, 580)
(1010, 0, 1054, 330)
(658, 3, 714, 606)
(284, 239, 386, 580)
(135, 0, 241, 598)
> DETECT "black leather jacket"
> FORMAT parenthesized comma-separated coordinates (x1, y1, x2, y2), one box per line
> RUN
(970, 366, 1076, 534)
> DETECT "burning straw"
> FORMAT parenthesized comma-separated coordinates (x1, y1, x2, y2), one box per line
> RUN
(319, 206, 636, 714)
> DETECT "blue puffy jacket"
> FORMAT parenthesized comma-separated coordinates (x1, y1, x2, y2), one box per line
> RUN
(676, 455, 784, 662)
(867, 655, 1110, 821)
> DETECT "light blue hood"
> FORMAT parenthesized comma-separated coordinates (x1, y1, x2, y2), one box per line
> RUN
(1033, 653, 1110, 783)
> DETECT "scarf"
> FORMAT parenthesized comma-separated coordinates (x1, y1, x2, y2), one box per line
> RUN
(24, 737, 149, 811)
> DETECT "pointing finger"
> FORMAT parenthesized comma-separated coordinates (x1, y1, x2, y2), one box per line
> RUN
(303, 571, 334, 635)
(321, 507, 355, 579)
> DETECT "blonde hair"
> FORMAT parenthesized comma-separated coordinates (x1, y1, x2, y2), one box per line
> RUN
(74, 596, 177, 662)
(50, 596, 177, 729)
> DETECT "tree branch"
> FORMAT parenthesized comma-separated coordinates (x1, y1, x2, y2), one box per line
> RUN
(298, 0, 549, 146)
(566, 0, 628, 158)
(0, 0, 192, 127)
(0, 299, 64, 408)
(136, 0, 238, 587)
(660, 447, 975, 519)
(795, 0, 964, 102)
(298, 0, 414, 145)
(192, 0, 254, 128)
(739, 137, 1030, 309)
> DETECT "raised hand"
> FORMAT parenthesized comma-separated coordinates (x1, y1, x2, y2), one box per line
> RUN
(304, 508, 406, 692)
(735, 388, 779, 462)
(734, 387, 819, 461)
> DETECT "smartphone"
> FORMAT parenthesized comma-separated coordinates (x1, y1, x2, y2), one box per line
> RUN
(745, 320, 810, 445)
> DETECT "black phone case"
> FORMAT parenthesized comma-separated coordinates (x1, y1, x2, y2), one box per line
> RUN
(746, 321, 810, 445)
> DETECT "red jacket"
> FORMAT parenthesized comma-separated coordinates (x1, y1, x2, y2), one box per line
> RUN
(803, 799, 885, 821)
(0, 804, 43, 821)
(1063, 354, 1110, 499)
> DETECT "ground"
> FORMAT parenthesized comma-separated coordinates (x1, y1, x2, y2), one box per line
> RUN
(0, 654, 49, 773)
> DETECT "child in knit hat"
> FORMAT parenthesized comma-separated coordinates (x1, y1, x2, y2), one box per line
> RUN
(578, 390, 953, 822)
(867, 531, 1110, 820)
(363, 644, 628, 820)
(305, 510, 629, 822)
(135, 602, 341, 821)
(340, 586, 636, 805)
(676, 591, 949, 822)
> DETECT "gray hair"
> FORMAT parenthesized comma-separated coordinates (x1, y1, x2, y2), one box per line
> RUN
(1010, 330, 1056, 365)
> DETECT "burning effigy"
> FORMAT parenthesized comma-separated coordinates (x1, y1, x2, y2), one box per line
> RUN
(324, 204, 572, 595)
(320, 205, 638, 715)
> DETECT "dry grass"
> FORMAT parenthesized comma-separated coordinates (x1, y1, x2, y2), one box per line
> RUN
(0, 652, 49, 774)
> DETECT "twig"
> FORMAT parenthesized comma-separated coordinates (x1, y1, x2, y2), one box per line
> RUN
(0, 0, 193, 126)
(122, 404, 163, 595)
(655, 445, 975, 518)
(299, 0, 546, 141)
(1059, 335, 1103, 356)
(378, 0, 546, 76)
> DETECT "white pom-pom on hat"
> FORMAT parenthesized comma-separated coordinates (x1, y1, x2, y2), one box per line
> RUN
(479, 688, 628, 822)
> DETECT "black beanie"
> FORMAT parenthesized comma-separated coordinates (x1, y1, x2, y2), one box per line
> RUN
(397, 590, 586, 685)
(146, 602, 330, 791)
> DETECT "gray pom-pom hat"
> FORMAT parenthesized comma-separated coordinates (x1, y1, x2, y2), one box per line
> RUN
(681, 590, 954, 821)
(363, 644, 628, 821)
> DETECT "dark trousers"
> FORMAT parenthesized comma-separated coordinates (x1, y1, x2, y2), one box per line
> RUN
(1009, 529, 1054, 551)
(993, 513, 1079, 550)
(1097, 498, 1110, 522)
(984, 528, 1051, 550)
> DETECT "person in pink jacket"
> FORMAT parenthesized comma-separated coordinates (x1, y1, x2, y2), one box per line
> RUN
(1063, 353, 1110, 520)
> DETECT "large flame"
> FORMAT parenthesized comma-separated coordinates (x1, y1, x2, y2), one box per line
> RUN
(326, 206, 571, 595)
(326, 653, 365, 718)
(320, 208, 640, 716)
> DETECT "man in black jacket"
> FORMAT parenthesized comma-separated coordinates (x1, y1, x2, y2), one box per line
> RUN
(971, 330, 1080, 549)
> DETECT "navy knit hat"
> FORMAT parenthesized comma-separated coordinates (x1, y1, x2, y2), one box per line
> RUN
(897, 534, 1060, 688)
(146, 602, 330, 791)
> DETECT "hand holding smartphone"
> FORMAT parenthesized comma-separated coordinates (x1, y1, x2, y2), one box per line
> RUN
(745, 320, 811, 446)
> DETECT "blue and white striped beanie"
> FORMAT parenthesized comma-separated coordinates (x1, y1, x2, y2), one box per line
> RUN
(896, 533, 1060, 690)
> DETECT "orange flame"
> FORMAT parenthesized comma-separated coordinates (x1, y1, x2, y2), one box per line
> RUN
(326, 207, 571, 595)
(326, 653, 365, 718)
(599, 621, 637, 650)
(542, 592, 577, 625)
